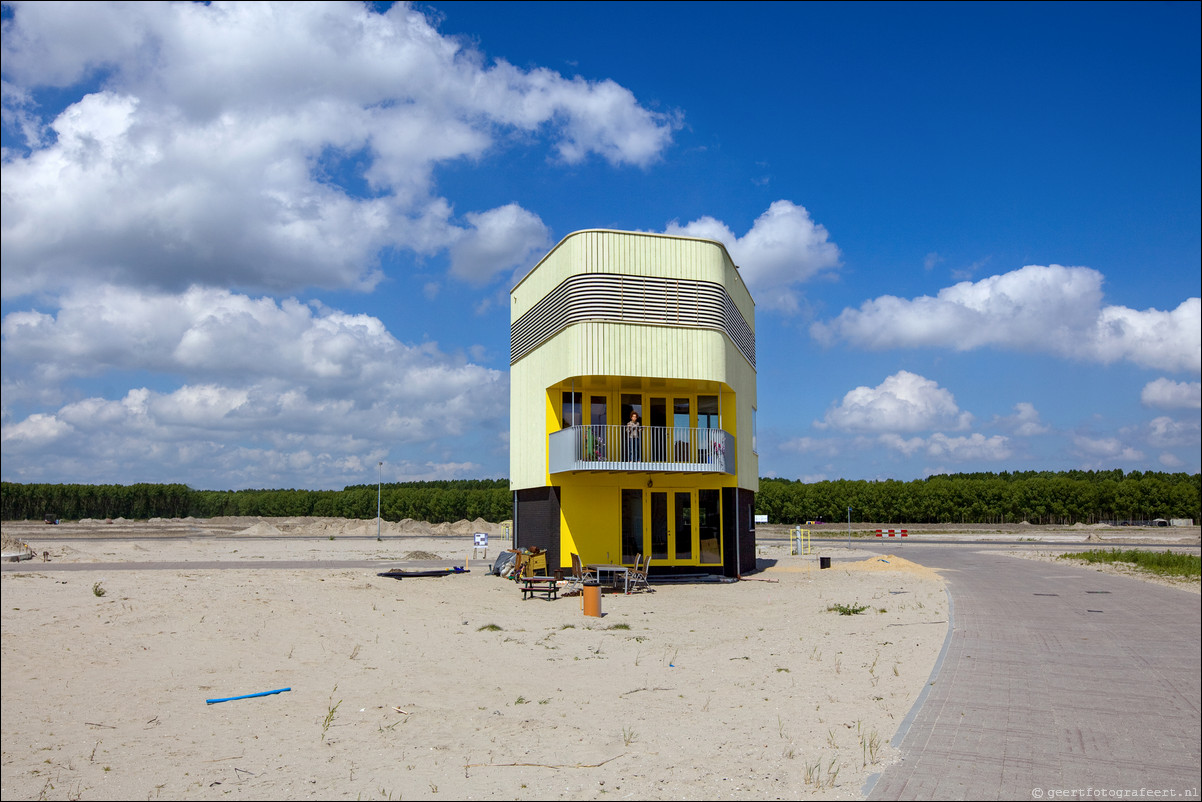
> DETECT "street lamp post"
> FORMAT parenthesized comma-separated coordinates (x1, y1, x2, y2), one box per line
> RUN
(377, 461, 383, 541)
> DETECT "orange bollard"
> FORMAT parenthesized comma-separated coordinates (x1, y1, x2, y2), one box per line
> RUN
(583, 583, 602, 617)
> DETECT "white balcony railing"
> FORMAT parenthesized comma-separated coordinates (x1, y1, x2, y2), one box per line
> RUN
(549, 425, 735, 474)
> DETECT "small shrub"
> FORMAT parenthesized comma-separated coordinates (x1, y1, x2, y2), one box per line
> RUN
(827, 602, 868, 616)
(92, 582, 107, 598)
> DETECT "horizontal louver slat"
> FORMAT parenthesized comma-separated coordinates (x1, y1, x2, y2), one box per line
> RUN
(511, 273, 755, 368)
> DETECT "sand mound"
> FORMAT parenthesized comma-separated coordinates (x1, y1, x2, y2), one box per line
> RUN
(765, 554, 941, 581)
(394, 518, 435, 535)
(237, 521, 283, 537)
(403, 550, 442, 560)
(2, 533, 32, 553)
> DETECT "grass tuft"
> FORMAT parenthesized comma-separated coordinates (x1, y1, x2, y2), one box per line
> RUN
(1060, 549, 1200, 578)
(826, 602, 868, 615)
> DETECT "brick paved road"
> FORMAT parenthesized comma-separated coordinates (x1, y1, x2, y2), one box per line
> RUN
(865, 545, 1201, 800)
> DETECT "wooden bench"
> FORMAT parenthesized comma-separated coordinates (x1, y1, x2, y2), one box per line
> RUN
(520, 576, 558, 601)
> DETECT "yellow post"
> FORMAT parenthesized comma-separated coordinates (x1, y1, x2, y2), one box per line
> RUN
(791, 526, 812, 555)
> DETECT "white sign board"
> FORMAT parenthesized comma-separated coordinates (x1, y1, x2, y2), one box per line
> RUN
(474, 533, 488, 547)
(754, 514, 768, 524)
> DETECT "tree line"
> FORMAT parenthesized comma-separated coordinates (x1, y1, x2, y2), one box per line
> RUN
(757, 470, 1200, 525)
(2, 471, 1198, 525)
(0, 480, 511, 523)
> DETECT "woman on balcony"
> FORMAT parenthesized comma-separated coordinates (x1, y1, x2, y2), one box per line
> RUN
(624, 411, 641, 461)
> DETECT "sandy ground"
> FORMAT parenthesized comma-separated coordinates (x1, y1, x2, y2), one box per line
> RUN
(1, 518, 952, 800)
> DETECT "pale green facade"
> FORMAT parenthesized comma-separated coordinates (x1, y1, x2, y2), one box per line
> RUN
(509, 229, 758, 577)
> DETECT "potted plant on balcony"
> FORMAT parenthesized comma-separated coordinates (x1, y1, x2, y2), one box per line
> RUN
(584, 428, 605, 461)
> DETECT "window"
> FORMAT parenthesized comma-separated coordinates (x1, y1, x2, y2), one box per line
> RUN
(752, 406, 758, 454)
(673, 397, 691, 462)
(587, 396, 607, 461)
(620, 393, 642, 424)
(589, 396, 607, 427)
(561, 391, 581, 428)
(698, 395, 719, 429)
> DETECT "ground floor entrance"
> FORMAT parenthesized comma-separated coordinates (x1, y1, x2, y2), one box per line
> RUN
(514, 483, 755, 578)
(619, 487, 723, 566)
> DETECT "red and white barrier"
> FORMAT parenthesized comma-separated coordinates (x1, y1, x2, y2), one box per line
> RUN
(874, 529, 908, 537)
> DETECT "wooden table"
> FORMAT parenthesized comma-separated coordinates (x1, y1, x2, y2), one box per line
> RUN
(589, 564, 629, 594)
(520, 576, 559, 601)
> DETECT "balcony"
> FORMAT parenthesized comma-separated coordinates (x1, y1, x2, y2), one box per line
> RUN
(549, 425, 735, 475)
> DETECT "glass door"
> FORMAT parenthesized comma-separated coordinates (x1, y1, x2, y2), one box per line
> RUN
(620, 394, 643, 461)
(698, 395, 719, 466)
(699, 488, 721, 564)
(631, 489, 700, 564)
(650, 491, 669, 560)
(673, 397, 691, 464)
(649, 397, 667, 461)
(588, 395, 607, 461)
(674, 491, 693, 560)
(621, 489, 643, 564)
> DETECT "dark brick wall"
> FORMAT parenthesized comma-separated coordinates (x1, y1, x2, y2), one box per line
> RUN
(514, 486, 561, 570)
(722, 487, 756, 577)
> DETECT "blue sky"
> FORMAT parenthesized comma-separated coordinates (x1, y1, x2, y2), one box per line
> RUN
(2, 1, 1199, 491)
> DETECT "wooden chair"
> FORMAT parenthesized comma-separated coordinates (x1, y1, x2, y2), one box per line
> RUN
(560, 553, 583, 595)
(628, 555, 651, 593)
(571, 553, 597, 586)
(571, 552, 600, 609)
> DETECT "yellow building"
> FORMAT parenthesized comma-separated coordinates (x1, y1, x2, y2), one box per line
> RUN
(509, 229, 758, 578)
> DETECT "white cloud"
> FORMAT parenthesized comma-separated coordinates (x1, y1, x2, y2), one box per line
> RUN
(2, 285, 417, 385)
(995, 402, 1050, 437)
(923, 432, 1012, 461)
(664, 200, 841, 313)
(816, 371, 973, 434)
(778, 436, 843, 457)
(870, 430, 1013, 464)
(877, 433, 927, 456)
(505, 68, 680, 167)
(1066, 417, 1198, 471)
(1158, 453, 1185, 468)
(1140, 378, 1202, 410)
(1071, 434, 1145, 463)
(1145, 416, 1201, 449)
(0, 2, 676, 298)
(390, 460, 490, 483)
(449, 204, 551, 284)
(810, 264, 1201, 374)
(0, 412, 73, 446)
(877, 432, 1012, 461)
(0, 283, 508, 486)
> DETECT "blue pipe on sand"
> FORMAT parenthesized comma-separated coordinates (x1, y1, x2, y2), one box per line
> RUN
(206, 687, 291, 705)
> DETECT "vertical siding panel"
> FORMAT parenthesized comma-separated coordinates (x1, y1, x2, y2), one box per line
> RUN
(512, 229, 757, 490)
